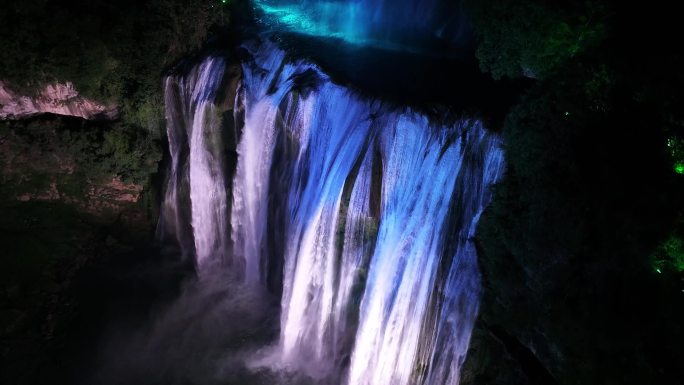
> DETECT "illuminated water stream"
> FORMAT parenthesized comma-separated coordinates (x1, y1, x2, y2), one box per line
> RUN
(158, 38, 503, 384)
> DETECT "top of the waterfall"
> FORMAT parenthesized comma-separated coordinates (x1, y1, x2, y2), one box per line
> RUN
(252, 0, 472, 53)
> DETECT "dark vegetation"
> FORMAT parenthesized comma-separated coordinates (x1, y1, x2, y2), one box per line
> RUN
(466, 0, 608, 80)
(464, 1, 684, 384)
(1, 117, 160, 186)
(0, 116, 163, 384)
(0, 0, 228, 132)
(0, 2, 230, 383)
(0, 197, 191, 384)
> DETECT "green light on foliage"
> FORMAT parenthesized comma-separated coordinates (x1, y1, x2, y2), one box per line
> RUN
(651, 234, 684, 275)
(675, 163, 684, 174)
(564, 111, 570, 116)
(666, 137, 684, 174)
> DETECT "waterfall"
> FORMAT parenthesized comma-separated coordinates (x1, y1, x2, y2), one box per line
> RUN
(230, 48, 286, 285)
(158, 57, 230, 273)
(158, 39, 504, 384)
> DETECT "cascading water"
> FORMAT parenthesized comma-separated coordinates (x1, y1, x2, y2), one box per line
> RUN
(158, 57, 231, 272)
(231, 48, 287, 285)
(157, 38, 504, 385)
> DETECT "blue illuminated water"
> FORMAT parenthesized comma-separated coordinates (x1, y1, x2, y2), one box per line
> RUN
(252, 0, 471, 51)
(158, 39, 504, 384)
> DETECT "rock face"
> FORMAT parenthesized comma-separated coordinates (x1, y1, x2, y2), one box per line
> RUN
(0, 81, 117, 120)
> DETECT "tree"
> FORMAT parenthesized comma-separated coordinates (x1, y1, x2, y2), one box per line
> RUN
(465, 0, 608, 79)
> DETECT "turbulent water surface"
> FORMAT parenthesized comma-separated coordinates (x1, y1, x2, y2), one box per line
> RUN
(151, 38, 504, 385)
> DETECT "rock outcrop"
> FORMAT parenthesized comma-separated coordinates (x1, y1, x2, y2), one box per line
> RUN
(0, 81, 117, 120)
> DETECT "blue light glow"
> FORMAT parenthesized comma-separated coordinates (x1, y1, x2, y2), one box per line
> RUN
(256, 1, 368, 44)
(253, 0, 469, 51)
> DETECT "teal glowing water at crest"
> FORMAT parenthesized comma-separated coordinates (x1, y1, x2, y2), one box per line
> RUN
(158, 38, 504, 384)
(253, 0, 470, 50)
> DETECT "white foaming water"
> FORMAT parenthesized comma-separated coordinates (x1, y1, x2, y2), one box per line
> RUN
(347, 120, 504, 385)
(158, 57, 229, 272)
(230, 47, 287, 285)
(277, 85, 372, 370)
(158, 39, 504, 385)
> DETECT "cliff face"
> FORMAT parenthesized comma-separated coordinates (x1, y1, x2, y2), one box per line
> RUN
(0, 82, 117, 120)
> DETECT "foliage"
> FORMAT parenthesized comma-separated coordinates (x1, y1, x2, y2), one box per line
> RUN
(4, 116, 161, 186)
(651, 232, 684, 274)
(470, 4, 684, 380)
(0, 0, 229, 133)
(0, 3, 213, 383)
(465, 0, 608, 79)
(482, 65, 675, 267)
(95, 126, 160, 184)
(666, 136, 684, 174)
(475, 67, 683, 382)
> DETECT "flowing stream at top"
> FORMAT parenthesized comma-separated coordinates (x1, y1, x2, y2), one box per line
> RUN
(253, 0, 471, 51)
(158, 38, 504, 384)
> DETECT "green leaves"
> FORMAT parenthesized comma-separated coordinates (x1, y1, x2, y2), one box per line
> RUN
(651, 233, 684, 273)
(667, 136, 684, 175)
(466, 0, 608, 80)
(89, 124, 161, 185)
